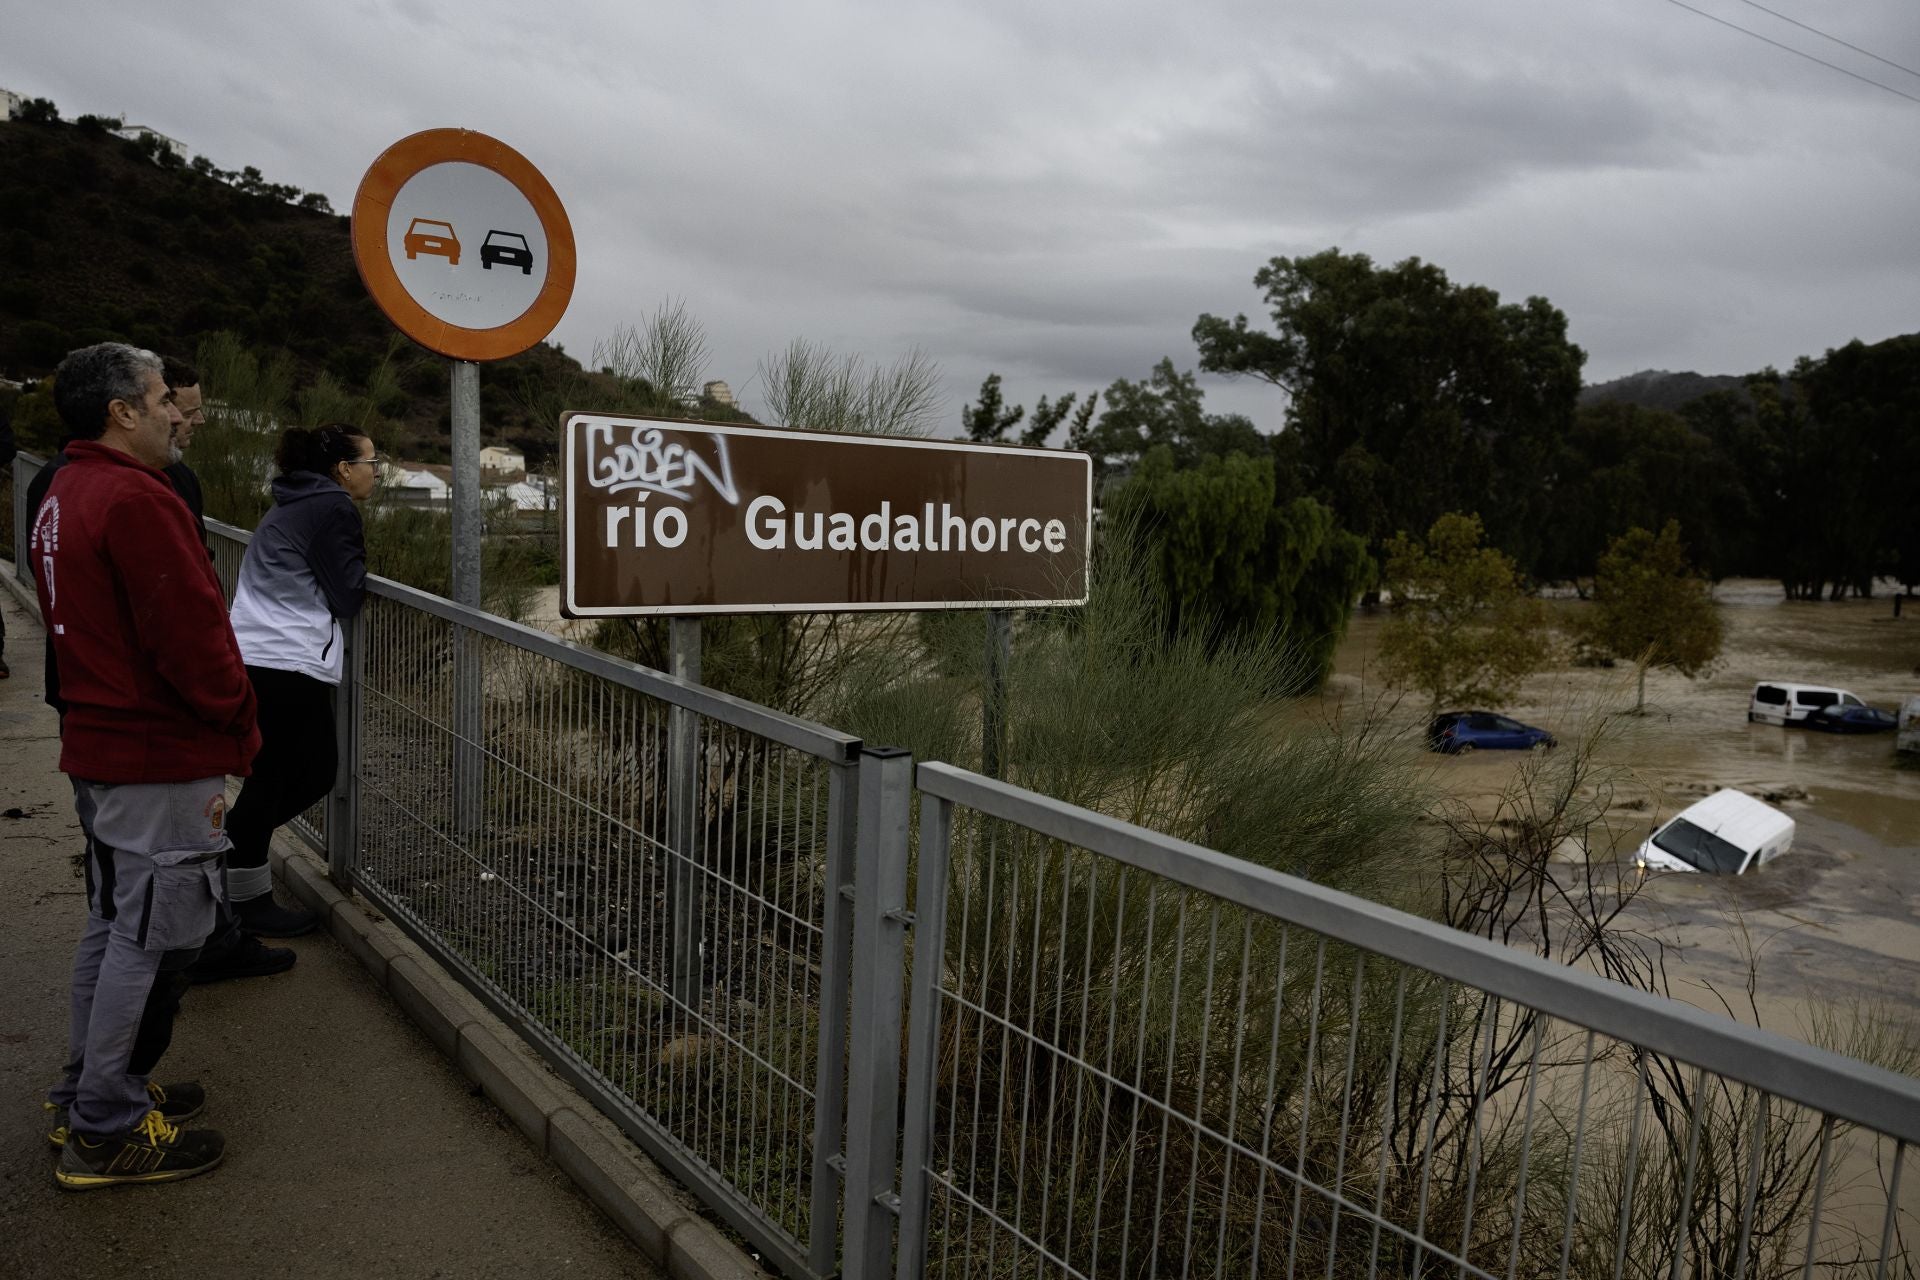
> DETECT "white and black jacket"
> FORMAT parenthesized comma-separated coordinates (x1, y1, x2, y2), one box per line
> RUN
(229, 471, 367, 686)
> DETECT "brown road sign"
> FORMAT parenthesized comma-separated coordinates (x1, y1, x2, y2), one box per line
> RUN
(560, 413, 1093, 616)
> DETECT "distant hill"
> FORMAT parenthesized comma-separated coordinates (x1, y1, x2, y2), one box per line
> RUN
(1579, 369, 1747, 413)
(0, 113, 620, 465)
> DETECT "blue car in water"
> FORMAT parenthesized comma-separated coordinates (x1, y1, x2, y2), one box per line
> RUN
(1802, 704, 1896, 734)
(1427, 710, 1556, 754)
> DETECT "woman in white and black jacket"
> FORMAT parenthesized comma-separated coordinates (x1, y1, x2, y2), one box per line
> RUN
(224, 423, 378, 936)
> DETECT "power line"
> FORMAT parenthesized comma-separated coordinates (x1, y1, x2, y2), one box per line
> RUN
(1737, 0, 1920, 81)
(1661, 0, 1920, 106)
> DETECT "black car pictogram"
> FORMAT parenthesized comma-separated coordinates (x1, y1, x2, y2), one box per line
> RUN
(480, 230, 534, 275)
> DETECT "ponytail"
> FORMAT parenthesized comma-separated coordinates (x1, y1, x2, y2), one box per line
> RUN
(276, 423, 368, 478)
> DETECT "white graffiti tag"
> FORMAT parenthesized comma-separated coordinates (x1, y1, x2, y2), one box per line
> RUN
(584, 424, 740, 505)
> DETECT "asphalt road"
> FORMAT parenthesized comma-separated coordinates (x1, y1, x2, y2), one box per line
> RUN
(0, 583, 658, 1279)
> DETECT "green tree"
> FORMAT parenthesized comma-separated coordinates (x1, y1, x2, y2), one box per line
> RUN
(1082, 357, 1262, 474)
(1019, 390, 1087, 448)
(1193, 249, 1584, 575)
(961, 372, 1024, 441)
(1538, 401, 1730, 584)
(1379, 512, 1552, 712)
(956, 374, 1099, 448)
(1798, 334, 1920, 596)
(1108, 447, 1370, 689)
(1057, 392, 1099, 451)
(1585, 521, 1724, 714)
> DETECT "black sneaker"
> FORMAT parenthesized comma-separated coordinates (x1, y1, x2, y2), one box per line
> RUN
(233, 894, 320, 938)
(54, 1109, 225, 1190)
(46, 1081, 207, 1149)
(187, 933, 297, 985)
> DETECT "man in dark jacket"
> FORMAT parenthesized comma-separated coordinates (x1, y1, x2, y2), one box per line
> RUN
(161, 356, 210, 552)
(26, 359, 294, 985)
(32, 342, 259, 1190)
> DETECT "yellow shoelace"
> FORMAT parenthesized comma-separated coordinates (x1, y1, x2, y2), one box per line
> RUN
(135, 1109, 180, 1146)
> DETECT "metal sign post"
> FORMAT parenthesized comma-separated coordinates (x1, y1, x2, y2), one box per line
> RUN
(351, 128, 575, 838)
(450, 359, 484, 829)
(667, 617, 703, 1010)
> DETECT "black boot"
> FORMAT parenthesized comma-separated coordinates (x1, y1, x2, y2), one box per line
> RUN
(188, 932, 297, 984)
(232, 893, 320, 939)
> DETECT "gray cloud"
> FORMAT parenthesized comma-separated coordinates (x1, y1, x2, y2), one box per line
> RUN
(5, 0, 1916, 430)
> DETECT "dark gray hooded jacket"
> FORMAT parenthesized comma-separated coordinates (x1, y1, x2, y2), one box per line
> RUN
(228, 471, 366, 684)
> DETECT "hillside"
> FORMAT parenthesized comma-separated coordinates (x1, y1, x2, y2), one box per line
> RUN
(1579, 368, 1747, 412)
(0, 112, 602, 465)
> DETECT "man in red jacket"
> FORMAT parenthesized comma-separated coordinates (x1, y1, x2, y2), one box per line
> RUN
(30, 343, 261, 1191)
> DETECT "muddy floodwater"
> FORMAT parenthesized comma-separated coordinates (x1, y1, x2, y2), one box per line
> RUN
(520, 580, 1920, 1032)
(1316, 579, 1920, 1034)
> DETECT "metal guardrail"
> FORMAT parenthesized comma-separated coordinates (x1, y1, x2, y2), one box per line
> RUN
(866, 762, 1920, 1280)
(20, 456, 1920, 1280)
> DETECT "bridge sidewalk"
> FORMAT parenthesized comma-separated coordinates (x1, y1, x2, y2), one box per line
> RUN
(0, 573, 755, 1280)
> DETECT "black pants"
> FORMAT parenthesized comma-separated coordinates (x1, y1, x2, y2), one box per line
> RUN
(227, 666, 338, 871)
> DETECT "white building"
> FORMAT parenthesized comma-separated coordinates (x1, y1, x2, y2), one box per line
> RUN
(0, 87, 23, 120)
(702, 380, 737, 408)
(479, 445, 525, 474)
(114, 122, 188, 161)
(379, 461, 451, 506)
(501, 476, 557, 513)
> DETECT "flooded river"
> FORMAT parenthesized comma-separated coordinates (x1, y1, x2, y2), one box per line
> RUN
(519, 578, 1920, 1022)
(1318, 579, 1920, 1027)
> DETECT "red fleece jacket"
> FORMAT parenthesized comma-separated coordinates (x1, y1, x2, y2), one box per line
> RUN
(29, 441, 259, 783)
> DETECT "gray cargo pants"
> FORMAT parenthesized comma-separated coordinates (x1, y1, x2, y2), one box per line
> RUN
(48, 776, 229, 1139)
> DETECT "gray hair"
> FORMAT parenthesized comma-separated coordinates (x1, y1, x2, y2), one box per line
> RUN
(53, 343, 165, 441)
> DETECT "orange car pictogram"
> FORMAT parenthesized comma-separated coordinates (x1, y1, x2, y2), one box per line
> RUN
(404, 217, 460, 265)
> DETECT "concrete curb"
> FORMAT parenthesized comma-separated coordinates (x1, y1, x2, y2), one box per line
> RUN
(273, 843, 769, 1280)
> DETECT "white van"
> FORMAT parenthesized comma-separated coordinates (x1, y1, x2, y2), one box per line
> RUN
(1748, 681, 1866, 726)
(1635, 789, 1794, 875)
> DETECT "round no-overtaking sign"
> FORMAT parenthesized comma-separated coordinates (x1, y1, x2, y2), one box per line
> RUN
(351, 129, 575, 361)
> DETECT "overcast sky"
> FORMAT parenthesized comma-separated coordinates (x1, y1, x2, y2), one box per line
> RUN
(6, 0, 1917, 435)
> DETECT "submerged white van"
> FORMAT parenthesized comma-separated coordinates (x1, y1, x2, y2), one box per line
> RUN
(1635, 789, 1795, 875)
(1748, 682, 1865, 726)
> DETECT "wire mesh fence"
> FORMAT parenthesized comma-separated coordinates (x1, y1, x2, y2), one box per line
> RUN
(899, 764, 1920, 1280)
(348, 582, 859, 1276)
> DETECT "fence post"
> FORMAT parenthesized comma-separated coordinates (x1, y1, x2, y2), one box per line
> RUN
(667, 617, 704, 1010)
(843, 747, 914, 1280)
(326, 607, 363, 888)
(895, 790, 954, 1280)
(808, 752, 862, 1279)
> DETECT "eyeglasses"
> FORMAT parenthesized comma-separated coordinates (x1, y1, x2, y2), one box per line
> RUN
(343, 454, 387, 468)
